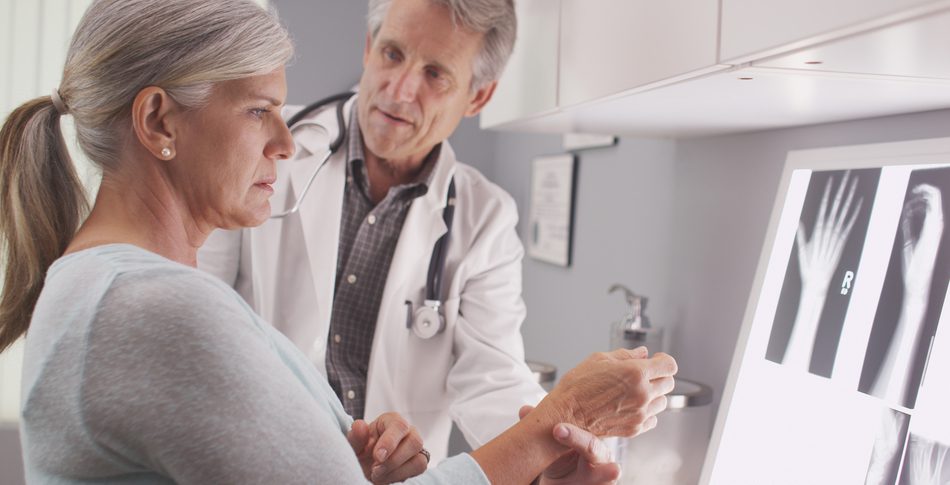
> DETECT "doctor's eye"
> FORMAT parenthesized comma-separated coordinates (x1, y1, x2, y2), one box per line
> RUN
(382, 46, 403, 63)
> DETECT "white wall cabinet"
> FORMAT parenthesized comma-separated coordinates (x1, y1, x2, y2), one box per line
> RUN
(481, 0, 950, 137)
(720, 0, 950, 63)
(558, 0, 721, 108)
(478, 0, 560, 127)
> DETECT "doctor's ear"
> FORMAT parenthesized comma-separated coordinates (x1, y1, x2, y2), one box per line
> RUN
(131, 86, 182, 160)
(463, 80, 497, 118)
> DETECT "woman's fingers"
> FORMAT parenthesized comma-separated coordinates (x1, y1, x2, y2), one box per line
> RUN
(364, 413, 426, 483)
(347, 419, 371, 456)
(371, 451, 428, 484)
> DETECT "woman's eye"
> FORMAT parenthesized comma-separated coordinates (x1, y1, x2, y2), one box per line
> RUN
(426, 68, 441, 80)
(250, 108, 270, 118)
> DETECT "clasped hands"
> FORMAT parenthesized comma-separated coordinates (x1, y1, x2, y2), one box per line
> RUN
(347, 346, 676, 484)
(346, 411, 622, 485)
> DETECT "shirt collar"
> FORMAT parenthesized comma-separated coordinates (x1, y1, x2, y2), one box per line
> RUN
(345, 104, 441, 198)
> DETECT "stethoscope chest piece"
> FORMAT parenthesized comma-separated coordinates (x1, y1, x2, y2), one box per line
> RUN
(407, 299, 446, 339)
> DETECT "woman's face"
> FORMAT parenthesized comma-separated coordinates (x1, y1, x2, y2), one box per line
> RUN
(171, 67, 294, 230)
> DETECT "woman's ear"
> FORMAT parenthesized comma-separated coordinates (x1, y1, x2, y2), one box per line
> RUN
(131, 86, 180, 160)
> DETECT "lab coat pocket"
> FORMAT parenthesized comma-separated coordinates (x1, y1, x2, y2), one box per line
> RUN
(397, 296, 459, 414)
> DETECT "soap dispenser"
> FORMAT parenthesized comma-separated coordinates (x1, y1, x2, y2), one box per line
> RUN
(609, 284, 664, 353)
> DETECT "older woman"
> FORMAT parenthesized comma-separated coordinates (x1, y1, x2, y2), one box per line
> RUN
(0, 0, 676, 484)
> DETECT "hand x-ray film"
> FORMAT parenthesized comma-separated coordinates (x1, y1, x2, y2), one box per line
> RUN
(703, 138, 950, 485)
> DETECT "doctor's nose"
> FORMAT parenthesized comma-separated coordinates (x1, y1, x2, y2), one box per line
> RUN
(387, 67, 422, 104)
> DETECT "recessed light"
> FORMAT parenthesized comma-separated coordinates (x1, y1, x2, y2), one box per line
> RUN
(804, 61, 823, 65)
(738, 77, 754, 81)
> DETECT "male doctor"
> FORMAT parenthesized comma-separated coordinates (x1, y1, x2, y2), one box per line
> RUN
(200, 0, 543, 462)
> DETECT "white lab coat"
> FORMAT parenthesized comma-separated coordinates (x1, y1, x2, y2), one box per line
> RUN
(198, 97, 545, 463)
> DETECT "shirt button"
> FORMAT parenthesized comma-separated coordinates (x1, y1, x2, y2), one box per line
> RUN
(333, 334, 342, 344)
(367, 214, 377, 225)
(346, 390, 356, 400)
(347, 274, 357, 284)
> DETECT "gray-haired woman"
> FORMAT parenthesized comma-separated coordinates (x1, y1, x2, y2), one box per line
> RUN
(0, 1, 675, 483)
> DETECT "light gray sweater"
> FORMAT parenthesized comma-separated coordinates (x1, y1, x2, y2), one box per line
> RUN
(20, 244, 488, 484)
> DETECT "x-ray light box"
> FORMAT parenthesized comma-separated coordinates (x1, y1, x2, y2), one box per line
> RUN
(702, 137, 950, 485)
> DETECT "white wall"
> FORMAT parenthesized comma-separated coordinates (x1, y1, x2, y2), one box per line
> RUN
(0, 4, 94, 483)
(0, 0, 94, 426)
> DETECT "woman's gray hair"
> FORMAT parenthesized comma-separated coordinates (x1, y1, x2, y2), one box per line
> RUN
(367, 0, 516, 90)
(0, 0, 293, 351)
(64, 0, 294, 170)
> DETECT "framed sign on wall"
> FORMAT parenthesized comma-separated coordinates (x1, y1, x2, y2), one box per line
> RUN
(527, 154, 578, 267)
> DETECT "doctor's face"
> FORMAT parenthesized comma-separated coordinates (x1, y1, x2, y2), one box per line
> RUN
(357, 0, 496, 165)
(172, 68, 294, 230)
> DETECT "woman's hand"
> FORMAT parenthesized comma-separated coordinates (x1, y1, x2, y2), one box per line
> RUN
(535, 347, 676, 439)
(347, 412, 428, 484)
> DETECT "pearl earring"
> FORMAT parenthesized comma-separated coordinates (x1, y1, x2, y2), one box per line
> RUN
(161, 147, 172, 159)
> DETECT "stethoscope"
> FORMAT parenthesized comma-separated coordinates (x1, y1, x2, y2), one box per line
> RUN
(274, 92, 455, 339)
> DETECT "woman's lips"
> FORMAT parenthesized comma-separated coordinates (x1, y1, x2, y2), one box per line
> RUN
(255, 177, 276, 193)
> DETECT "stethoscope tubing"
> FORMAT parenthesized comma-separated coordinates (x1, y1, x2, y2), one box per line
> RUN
(271, 91, 454, 338)
(270, 92, 356, 219)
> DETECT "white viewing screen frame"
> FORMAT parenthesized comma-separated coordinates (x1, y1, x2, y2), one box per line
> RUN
(701, 137, 950, 485)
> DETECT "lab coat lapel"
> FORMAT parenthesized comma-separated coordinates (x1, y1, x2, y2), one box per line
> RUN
(369, 144, 457, 399)
(287, 98, 355, 353)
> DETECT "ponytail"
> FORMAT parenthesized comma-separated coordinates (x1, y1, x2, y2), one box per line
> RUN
(0, 97, 89, 351)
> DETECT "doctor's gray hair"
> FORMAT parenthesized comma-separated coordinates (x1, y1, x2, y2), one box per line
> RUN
(367, 0, 517, 90)
(0, 0, 293, 352)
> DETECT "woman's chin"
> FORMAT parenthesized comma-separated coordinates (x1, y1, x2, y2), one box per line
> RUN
(225, 203, 271, 230)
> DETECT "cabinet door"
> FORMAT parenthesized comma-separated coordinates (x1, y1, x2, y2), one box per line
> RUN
(558, 0, 720, 109)
(721, 0, 950, 63)
(479, 0, 560, 128)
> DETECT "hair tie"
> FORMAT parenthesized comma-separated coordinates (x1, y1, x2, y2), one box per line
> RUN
(51, 89, 68, 115)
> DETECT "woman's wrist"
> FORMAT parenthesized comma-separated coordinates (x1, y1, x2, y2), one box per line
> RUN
(469, 406, 566, 483)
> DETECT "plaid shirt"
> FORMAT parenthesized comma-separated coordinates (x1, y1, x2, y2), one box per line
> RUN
(325, 105, 439, 418)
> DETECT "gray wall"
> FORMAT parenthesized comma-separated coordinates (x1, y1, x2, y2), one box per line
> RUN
(272, 0, 366, 104)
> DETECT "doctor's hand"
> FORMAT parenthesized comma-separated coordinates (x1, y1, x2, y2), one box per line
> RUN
(347, 412, 427, 484)
(519, 405, 621, 485)
(531, 347, 676, 439)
